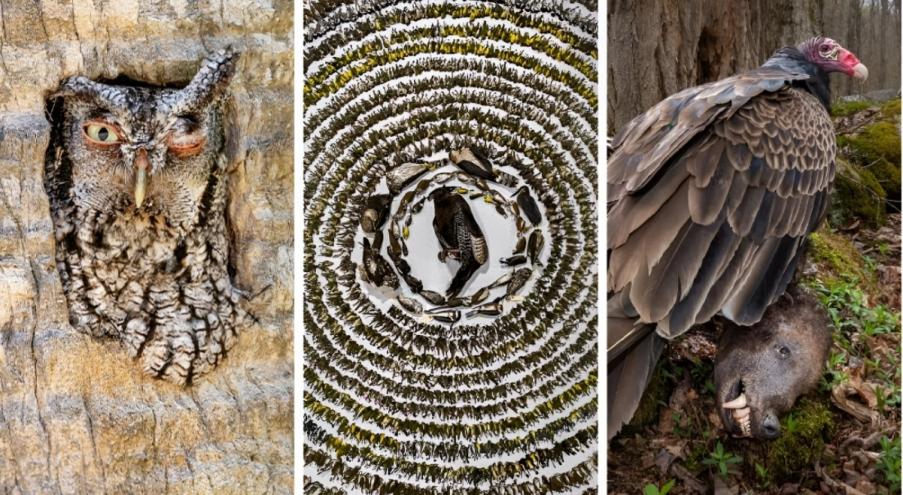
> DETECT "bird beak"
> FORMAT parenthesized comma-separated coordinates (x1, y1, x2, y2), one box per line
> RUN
(839, 48, 868, 80)
(134, 148, 149, 208)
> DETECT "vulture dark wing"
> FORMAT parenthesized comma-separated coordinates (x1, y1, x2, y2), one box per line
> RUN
(608, 67, 835, 341)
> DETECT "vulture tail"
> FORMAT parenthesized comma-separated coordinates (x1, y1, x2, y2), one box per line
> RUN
(607, 294, 665, 439)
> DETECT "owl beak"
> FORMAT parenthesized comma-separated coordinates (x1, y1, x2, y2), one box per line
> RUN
(134, 149, 149, 208)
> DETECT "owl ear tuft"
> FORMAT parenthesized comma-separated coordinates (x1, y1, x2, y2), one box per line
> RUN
(171, 47, 240, 116)
(52, 76, 131, 112)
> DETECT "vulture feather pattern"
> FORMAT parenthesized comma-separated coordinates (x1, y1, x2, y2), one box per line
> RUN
(607, 38, 860, 438)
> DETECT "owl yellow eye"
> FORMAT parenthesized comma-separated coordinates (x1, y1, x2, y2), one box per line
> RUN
(83, 121, 122, 146)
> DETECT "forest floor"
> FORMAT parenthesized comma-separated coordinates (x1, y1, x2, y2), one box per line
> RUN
(608, 98, 902, 494)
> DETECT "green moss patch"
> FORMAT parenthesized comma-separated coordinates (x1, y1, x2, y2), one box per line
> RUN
(844, 121, 901, 165)
(832, 99, 900, 224)
(870, 157, 901, 208)
(765, 398, 835, 481)
(881, 98, 901, 119)
(831, 100, 872, 117)
(830, 158, 887, 228)
(806, 229, 877, 293)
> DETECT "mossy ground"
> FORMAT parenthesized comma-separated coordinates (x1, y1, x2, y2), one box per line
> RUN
(610, 99, 901, 494)
(831, 99, 872, 117)
(833, 98, 901, 225)
(765, 398, 835, 480)
(806, 229, 879, 295)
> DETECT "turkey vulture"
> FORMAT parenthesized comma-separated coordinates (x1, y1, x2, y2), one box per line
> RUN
(608, 37, 867, 438)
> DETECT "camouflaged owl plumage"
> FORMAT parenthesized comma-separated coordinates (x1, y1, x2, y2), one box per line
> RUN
(44, 48, 246, 385)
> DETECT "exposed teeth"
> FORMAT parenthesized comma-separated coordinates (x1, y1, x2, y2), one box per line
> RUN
(722, 392, 748, 409)
(731, 406, 752, 437)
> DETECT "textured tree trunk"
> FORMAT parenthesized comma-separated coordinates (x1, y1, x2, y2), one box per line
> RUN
(608, 0, 901, 130)
(0, 2, 293, 493)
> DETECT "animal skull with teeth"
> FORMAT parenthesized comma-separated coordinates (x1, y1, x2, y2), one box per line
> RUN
(714, 290, 832, 439)
(722, 390, 754, 437)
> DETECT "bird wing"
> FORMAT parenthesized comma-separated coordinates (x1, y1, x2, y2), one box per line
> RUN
(608, 72, 835, 341)
(608, 67, 812, 201)
(517, 190, 543, 225)
(432, 196, 459, 252)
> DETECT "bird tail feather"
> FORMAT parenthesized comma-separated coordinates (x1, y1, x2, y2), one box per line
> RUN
(607, 295, 665, 439)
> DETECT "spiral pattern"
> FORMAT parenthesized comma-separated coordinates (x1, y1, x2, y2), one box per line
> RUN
(304, 1, 598, 492)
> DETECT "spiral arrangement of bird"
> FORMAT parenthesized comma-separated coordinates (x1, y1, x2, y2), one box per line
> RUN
(304, 1, 598, 492)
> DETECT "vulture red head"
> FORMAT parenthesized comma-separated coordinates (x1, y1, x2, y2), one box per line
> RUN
(799, 37, 868, 80)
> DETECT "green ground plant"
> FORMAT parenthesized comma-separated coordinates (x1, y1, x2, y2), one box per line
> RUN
(878, 436, 901, 492)
(702, 441, 742, 478)
(642, 480, 675, 495)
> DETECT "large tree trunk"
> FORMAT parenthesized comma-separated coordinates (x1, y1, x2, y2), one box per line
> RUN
(0, 2, 293, 493)
(608, 0, 901, 130)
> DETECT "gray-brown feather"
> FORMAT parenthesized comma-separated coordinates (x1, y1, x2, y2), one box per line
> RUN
(609, 71, 835, 340)
(45, 49, 244, 385)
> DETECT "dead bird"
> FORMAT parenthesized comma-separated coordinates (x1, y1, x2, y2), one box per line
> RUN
(430, 310, 461, 325)
(414, 179, 432, 194)
(397, 296, 423, 314)
(433, 172, 455, 183)
(419, 290, 446, 306)
(430, 186, 488, 298)
(482, 191, 508, 217)
(489, 271, 512, 289)
(360, 194, 391, 233)
(360, 237, 399, 289)
(507, 267, 532, 296)
(467, 303, 503, 317)
(402, 273, 423, 293)
(426, 296, 468, 313)
(397, 190, 416, 210)
(500, 255, 527, 266)
(469, 286, 490, 306)
(449, 147, 496, 180)
(527, 229, 544, 264)
(387, 161, 432, 194)
(393, 256, 411, 275)
(456, 172, 476, 184)
(513, 185, 542, 225)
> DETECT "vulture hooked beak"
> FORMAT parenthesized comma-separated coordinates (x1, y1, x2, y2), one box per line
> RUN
(840, 48, 869, 80)
(133, 148, 150, 208)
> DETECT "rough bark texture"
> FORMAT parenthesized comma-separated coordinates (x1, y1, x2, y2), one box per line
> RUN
(0, 2, 293, 493)
(608, 0, 902, 130)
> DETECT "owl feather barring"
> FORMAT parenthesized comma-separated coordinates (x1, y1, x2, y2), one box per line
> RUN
(44, 48, 245, 385)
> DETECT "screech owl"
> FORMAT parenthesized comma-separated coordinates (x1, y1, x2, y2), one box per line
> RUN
(44, 48, 245, 385)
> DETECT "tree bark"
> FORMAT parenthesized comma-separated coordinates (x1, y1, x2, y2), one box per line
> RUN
(0, 2, 293, 493)
(608, 0, 901, 130)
